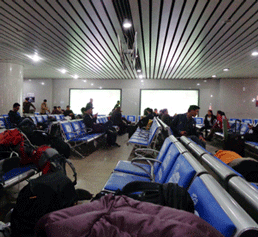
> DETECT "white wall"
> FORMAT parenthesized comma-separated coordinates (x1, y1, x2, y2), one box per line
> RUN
(218, 79, 258, 119)
(51, 78, 219, 116)
(23, 79, 53, 113)
(23, 77, 258, 119)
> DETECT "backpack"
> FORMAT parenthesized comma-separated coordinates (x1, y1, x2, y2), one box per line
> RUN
(0, 129, 23, 146)
(11, 171, 78, 237)
(93, 181, 195, 214)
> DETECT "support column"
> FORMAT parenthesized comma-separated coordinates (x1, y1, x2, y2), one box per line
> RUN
(0, 63, 23, 115)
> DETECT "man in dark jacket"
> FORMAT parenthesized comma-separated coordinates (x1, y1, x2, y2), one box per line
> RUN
(83, 104, 120, 147)
(245, 124, 258, 142)
(8, 103, 36, 128)
(171, 105, 206, 148)
(23, 97, 36, 113)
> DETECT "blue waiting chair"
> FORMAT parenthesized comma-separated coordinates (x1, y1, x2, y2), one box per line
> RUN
(114, 136, 173, 178)
(188, 174, 258, 237)
(103, 143, 180, 191)
(127, 115, 136, 123)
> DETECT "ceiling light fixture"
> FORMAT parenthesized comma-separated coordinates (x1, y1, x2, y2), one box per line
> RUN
(123, 19, 132, 29)
(91, 83, 94, 86)
(223, 68, 229, 72)
(73, 74, 78, 79)
(83, 80, 87, 82)
(139, 74, 143, 79)
(58, 69, 67, 74)
(197, 83, 200, 86)
(26, 53, 42, 62)
(212, 75, 217, 78)
(137, 69, 141, 73)
(251, 52, 258, 56)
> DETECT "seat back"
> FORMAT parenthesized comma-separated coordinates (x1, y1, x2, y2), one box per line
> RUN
(194, 117, 204, 125)
(3, 115, 14, 129)
(127, 115, 136, 123)
(29, 116, 37, 125)
(148, 118, 161, 144)
(242, 119, 252, 124)
(61, 122, 75, 140)
(165, 152, 207, 188)
(188, 174, 258, 237)
(254, 119, 258, 126)
(0, 116, 6, 128)
(54, 115, 61, 121)
(154, 143, 180, 183)
(78, 120, 86, 130)
(70, 121, 84, 135)
(240, 123, 249, 135)
(35, 115, 44, 123)
(42, 115, 48, 122)
(152, 136, 173, 173)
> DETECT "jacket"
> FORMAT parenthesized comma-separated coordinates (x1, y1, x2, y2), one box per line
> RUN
(171, 113, 198, 137)
(35, 194, 223, 237)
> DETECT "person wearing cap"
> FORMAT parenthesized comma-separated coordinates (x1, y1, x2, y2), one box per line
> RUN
(171, 105, 206, 148)
(23, 97, 36, 113)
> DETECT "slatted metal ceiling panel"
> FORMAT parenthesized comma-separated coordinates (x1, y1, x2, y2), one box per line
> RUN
(0, 0, 258, 80)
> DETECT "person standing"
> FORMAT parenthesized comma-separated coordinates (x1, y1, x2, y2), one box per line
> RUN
(40, 99, 50, 114)
(23, 97, 36, 114)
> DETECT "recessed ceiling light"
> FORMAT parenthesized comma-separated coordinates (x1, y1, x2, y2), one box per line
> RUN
(99, 87, 102, 89)
(252, 98, 256, 102)
(58, 69, 67, 74)
(204, 80, 207, 82)
(41, 82, 45, 85)
(29, 79, 32, 81)
(83, 80, 87, 83)
(251, 52, 258, 56)
(73, 74, 78, 79)
(91, 83, 94, 86)
(212, 75, 217, 78)
(137, 69, 141, 73)
(123, 19, 132, 29)
(141, 80, 144, 82)
(211, 95, 213, 97)
(223, 68, 229, 72)
(197, 83, 200, 86)
(139, 75, 143, 79)
(26, 53, 42, 62)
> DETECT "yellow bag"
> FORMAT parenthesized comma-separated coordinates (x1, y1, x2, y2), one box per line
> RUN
(145, 119, 153, 130)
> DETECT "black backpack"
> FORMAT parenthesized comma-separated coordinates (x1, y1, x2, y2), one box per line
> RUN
(94, 181, 195, 214)
(10, 171, 78, 237)
(120, 181, 195, 213)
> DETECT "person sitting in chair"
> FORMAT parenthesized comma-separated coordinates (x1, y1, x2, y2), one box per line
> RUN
(8, 103, 36, 129)
(83, 104, 120, 147)
(170, 105, 206, 148)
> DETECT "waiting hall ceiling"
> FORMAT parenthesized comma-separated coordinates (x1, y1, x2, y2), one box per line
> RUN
(1, 0, 258, 80)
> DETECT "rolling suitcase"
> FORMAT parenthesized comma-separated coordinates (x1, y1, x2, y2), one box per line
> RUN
(223, 119, 245, 157)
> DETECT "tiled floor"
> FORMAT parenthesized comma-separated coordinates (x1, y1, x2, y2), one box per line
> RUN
(66, 134, 133, 195)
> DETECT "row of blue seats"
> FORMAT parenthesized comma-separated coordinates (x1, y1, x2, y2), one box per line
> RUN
(194, 117, 258, 126)
(180, 136, 258, 225)
(102, 135, 258, 236)
(54, 117, 111, 157)
(0, 114, 66, 129)
(127, 117, 162, 149)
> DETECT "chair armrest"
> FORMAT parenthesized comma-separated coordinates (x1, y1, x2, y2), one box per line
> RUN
(134, 148, 159, 157)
